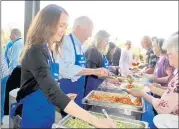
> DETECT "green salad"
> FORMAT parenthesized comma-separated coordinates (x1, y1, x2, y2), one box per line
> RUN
(64, 113, 145, 128)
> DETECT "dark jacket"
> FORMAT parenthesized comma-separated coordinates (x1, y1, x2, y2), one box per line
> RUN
(112, 47, 121, 66)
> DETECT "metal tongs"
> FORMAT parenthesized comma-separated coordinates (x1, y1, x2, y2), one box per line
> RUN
(102, 109, 110, 118)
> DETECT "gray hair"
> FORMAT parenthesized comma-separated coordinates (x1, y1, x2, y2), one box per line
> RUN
(162, 31, 178, 52)
(125, 40, 132, 45)
(73, 16, 93, 30)
(141, 36, 152, 44)
(11, 28, 21, 37)
(91, 30, 110, 54)
(152, 38, 167, 54)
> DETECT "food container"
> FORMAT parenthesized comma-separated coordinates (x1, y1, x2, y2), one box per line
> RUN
(53, 111, 149, 128)
(82, 90, 147, 120)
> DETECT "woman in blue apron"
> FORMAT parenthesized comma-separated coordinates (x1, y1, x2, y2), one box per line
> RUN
(84, 30, 119, 97)
(10, 4, 116, 128)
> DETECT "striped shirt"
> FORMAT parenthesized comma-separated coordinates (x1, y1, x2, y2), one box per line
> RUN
(0, 47, 10, 79)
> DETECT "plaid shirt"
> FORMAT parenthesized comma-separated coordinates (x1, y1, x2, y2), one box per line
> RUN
(146, 48, 158, 68)
(0, 47, 10, 79)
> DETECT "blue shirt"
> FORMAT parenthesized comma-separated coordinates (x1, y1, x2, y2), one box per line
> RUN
(8, 38, 24, 73)
(4, 41, 13, 66)
(0, 47, 9, 79)
(54, 33, 84, 82)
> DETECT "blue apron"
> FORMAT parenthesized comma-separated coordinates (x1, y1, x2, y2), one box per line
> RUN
(10, 44, 59, 128)
(59, 34, 86, 108)
(108, 61, 113, 66)
(84, 55, 109, 96)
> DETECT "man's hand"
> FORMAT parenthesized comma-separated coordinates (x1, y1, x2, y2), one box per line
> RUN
(94, 68, 110, 77)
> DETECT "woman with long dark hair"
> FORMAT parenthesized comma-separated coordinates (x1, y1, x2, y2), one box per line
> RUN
(10, 4, 116, 128)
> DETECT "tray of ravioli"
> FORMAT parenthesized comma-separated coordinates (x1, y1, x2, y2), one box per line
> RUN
(84, 90, 143, 110)
(55, 111, 148, 128)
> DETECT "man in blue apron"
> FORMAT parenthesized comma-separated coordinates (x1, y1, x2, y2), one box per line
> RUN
(10, 44, 61, 128)
(55, 16, 110, 108)
(59, 33, 87, 108)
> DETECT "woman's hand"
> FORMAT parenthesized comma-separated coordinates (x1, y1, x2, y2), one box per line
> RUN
(66, 93, 77, 100)
(93, 118, 116, 128)
(127, 88, 145, 97)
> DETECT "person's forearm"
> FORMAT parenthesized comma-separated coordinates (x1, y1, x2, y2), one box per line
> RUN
(160, 86, 168, 90)
(76, 68, 96, 76)
(154, 76, 169, 84)
(150, 87, 165, 96)
(64, 101, 98, 126)
(141, 92, 154, 104)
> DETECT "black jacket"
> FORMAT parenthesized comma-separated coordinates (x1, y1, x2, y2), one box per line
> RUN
(4, 66, 21, 115)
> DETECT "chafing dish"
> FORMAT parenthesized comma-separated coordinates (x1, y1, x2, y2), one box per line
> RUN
(82, 90, 147, 120)
(53, 111, 149, 128)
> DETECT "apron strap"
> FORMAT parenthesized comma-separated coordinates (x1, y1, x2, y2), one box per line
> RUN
(10, 99, 24, 119)
(69, 34, 77, 62)
(42, 44, 55, 64)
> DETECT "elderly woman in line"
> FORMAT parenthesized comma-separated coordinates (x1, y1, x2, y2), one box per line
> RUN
(128, 32, 179, 115)
(141, 38, 175, 89)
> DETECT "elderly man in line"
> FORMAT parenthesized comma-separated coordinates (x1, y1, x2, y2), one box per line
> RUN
(140, 36, 158, 74)
(8, 28, 24, 73)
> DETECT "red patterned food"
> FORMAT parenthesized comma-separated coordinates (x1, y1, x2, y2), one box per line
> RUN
(89, 92, 142, 106)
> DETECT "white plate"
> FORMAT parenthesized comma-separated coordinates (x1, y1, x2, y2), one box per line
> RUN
(120, 82, 150, 92)
(153, 114, 179, 128)
(120, 82, 143, 89)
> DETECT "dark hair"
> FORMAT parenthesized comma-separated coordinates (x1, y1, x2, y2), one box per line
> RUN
(109, 42, 116, 49)
(106, 42, 116, 62)
(158, 38, 167, 54)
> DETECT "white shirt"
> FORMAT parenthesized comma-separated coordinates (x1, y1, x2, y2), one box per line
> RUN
(54, 33, 84, 82)
(119, 48, 133, 76)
